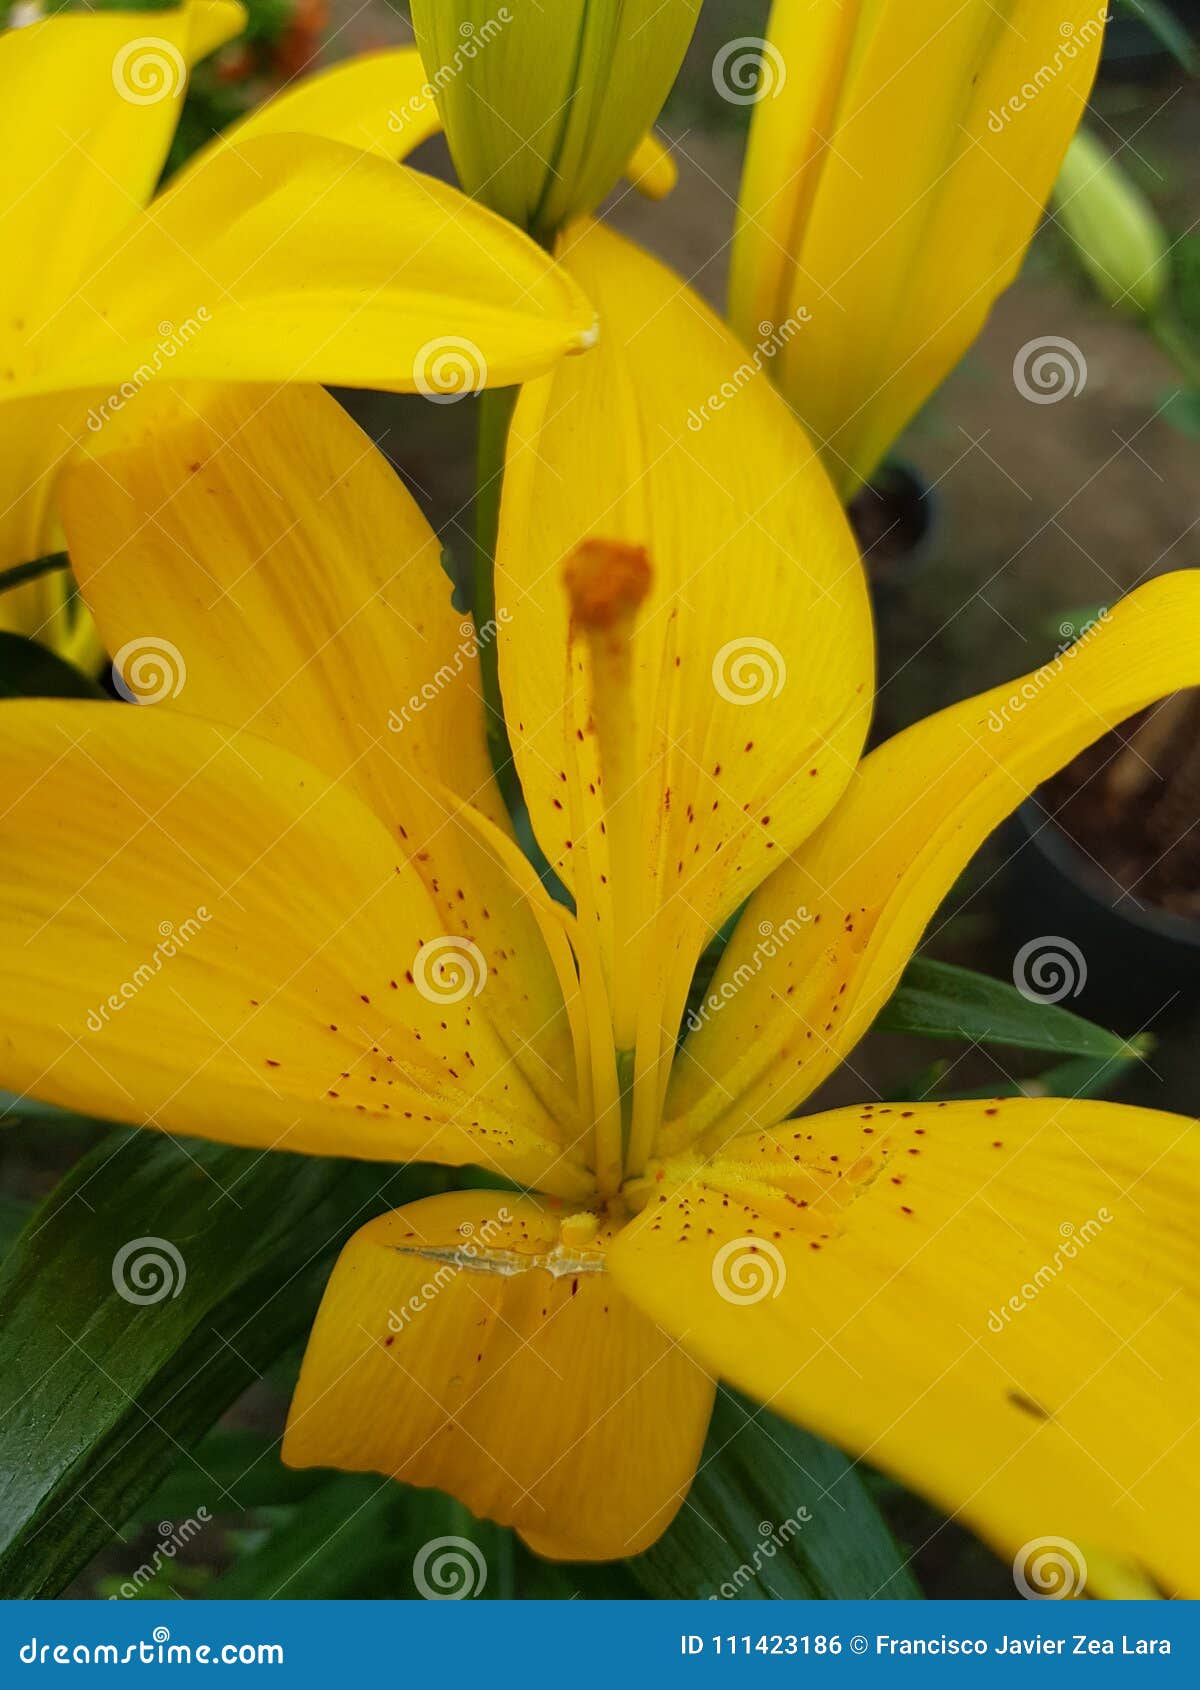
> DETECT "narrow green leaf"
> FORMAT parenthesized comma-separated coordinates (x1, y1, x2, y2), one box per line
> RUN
(941, 1040, 1152, 1103)
(877, 957, 1135, 1061)
(627, 1389, 920, 1599)
(0, 1128, 434, 1597)
(0, 553, 70, 598)
(1119, 0, 1200, 73)
(0, 630, 105, 700)
(132, 1429, 323, 1527)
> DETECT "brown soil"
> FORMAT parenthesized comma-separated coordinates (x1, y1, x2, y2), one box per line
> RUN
(1043, 691, 1200, 917)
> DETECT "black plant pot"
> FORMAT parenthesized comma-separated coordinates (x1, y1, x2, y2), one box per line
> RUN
(1002, 801, 1200, 1027)
(847, 459, 943, 601)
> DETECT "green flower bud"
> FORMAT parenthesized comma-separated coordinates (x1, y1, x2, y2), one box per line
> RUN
(1053, 128, 1171, 318)
(411, 0, 697, 241)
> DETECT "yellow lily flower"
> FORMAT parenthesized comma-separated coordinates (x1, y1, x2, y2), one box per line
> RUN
(729, 1, 1109, 498)
(0, 3, 596, 574)
(4, 225, 1198, 1591)
(410, 0, 696, 240)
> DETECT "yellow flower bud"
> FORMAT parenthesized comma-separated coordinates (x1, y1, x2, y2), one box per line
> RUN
(410, 0, 697, 240)
(1053, 128, 1171, 318)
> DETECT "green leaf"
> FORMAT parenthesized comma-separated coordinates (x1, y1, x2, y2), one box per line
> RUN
(132, 1429, 323, 1527)
(206, 1475, 514, 1600)
(0, 630, 105, 700)
(0, 1127, 436, 1597)
(876, 957, 1136, 1061)
(1119, 0, 1200, 73)
(940, 1040, 1152, 1103)
(627, 1389, 920, 1599)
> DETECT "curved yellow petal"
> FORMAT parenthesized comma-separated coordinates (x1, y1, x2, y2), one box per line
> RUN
(497, 220, 871, 1157)
(667, 572, 1200, 1149)
(25, 134, 596, 402)
(615, 1099, 1200, 1597)
(0, 700, 590, 1198)
(0, 3, 244, 339)
(731, 1, 1107, 496)
(59, 381, 587, 1143)
(172, 46, 441, 188)
(626, 131, 678, 201)
(285, 1191, 714, 1559)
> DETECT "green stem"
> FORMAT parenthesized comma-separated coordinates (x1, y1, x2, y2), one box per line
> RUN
(474, 385, 520, 808)
(1151, 311, 1200, 391)
(0, 552, 68, 599)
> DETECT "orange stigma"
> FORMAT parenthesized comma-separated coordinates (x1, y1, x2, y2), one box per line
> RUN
(563, 539, 651, 629)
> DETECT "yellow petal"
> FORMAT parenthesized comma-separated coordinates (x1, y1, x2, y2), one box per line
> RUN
(59, 381, 588, 1148)
(285, 1191, 714, 1559)
(24, 134, 596, 401)
(0, 3, 244, 339)
(731, 2, 1107, 496)
(667, 572, 1200, 1149)
(615, 1099, 1200, 1596)
(0, 700, 590, 1198)
(626, 131, 678, 201)
(497, 220, 871, 1160)
(172, 47, 441, 187)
